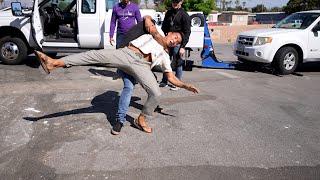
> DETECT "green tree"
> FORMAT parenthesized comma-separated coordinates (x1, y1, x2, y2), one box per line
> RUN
(161, 0, 171, 9)
(270, 6, 283, 12)
(184, 0, 216, 15)
(155, 3, 167, 12)
(144, 0, 148, 8)
(155, 0, 216, 15)
(242, 0, 246, 8)
(252, 4, 267, 12)
(234, 0, 240, 7)
(283, 0, 320, 14)
(219, 0, 231, 11)
(233, 0, 246, 10)
(194, 2, 212, 15)
(131, 0, 141, 5)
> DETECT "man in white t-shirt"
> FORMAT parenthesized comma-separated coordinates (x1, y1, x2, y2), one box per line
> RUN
(34, 17, 199, 134)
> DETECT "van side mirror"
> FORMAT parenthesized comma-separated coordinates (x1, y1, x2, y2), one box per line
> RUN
(11, 2, 23, 16)
(312, 23, 320, 33)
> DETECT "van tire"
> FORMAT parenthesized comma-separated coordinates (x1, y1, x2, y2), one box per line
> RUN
(190, 14, 205, 27)
(0, 36, 28, 65)
(273, 47, 299, 75)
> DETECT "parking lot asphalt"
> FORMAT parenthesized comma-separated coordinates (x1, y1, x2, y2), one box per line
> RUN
(0, 44, 319, 179)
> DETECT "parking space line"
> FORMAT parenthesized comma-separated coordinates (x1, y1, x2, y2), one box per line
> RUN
(215, 71, 240, 79)
(198, 69, 216, 72)
(90, 75, 119, 82)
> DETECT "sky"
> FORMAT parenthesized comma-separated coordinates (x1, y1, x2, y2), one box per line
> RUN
(245, 0, 290, 8)
(1, 0, 291, 9)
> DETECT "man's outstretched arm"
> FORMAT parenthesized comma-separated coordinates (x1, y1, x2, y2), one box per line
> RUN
(165, 72, 199, 93)
(144, 15, 165, 46)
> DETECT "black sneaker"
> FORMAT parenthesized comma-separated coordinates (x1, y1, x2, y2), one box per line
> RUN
(111, 121, 123, 135)
(159, 82, 168, 87)
(154, 105, 164, 113)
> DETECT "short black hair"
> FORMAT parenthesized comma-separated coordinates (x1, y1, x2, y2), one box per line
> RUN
(177, 31, 184, 44)
(172, 0, 182, 3)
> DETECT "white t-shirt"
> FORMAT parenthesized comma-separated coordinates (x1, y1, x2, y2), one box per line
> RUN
(130, 34, 172, 72)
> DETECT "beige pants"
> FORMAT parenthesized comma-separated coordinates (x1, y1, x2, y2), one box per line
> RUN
(61, 47, 161, 116)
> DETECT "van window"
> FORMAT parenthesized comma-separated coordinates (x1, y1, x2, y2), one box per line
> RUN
(82, 0, 96, 14)
(57, 0, 75, 12)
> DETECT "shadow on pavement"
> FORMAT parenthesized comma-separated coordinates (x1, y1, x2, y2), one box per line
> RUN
(87, 68, 172, 116)
(24, 56, 41, 68)
(88, 68, 119, 79)
(0, 56, 41, 68)
(101, 164, 320, 180)
(232, 61, 320, 76)
(23, 91, 142, 126)
(5, 54, 67, 69)
(296, 62, 320, 73)
(233, 62, 283, 76)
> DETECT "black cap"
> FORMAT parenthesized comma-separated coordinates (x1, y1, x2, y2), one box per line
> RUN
(172, 0, 182, 3)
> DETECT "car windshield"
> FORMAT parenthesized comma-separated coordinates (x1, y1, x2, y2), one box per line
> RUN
(274, 12, 320, 29)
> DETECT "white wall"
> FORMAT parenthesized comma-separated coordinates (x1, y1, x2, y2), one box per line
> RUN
(207, 13, 220, 23)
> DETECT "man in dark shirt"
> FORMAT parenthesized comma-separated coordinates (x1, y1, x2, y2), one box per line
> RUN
(159, 0, 191, 91)
(109, 0, 142, 135)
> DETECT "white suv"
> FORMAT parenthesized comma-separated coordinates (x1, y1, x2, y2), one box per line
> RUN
(234, 10, 320, 74)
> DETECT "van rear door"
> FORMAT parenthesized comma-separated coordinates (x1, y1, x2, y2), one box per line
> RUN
(31, 0, 44, 49)
(77, 0, 102, 48)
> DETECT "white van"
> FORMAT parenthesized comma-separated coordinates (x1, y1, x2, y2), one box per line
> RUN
(0, 0, 205, 65)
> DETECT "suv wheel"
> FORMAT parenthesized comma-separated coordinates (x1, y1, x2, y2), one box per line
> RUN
(273, 47, 299, 75)
(0, 36, 28, 65)
(190, 14, 205, 27)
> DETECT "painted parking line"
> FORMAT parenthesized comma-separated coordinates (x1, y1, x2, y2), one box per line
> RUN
(215, 71, 240, 79)
(198, 69, 216, 72)
(90, 75, 119, 82)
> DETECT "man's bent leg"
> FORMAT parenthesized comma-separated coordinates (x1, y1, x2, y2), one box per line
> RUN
(175, 65, 183, 80)
(173, 45, 183, 80)
(121, 66, 162, 133)
(128, 60, 162, 133)
(36, 48, 132, 72)
(61, 49, 129, 68)
(131, 64, 162, 116)
(116, 70, 136, 124)
(160, 74, 168, 87)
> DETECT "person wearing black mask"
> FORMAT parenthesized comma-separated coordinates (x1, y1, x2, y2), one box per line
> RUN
(159, 0, 191, 91)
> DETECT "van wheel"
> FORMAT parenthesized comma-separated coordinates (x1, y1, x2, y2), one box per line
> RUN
(273, 47, 299, 75)
(190, 14, 205, 27)
(0, 36, 28, 65)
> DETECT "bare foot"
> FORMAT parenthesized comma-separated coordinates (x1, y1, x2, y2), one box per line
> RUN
(134, 116, 152, 133)
(34, 50, 56, 73)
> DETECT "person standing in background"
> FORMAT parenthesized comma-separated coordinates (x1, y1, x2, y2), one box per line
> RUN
(109, 0, 142, 135)
(109, 0, 142, 48)
(159, 0, 191, 91)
